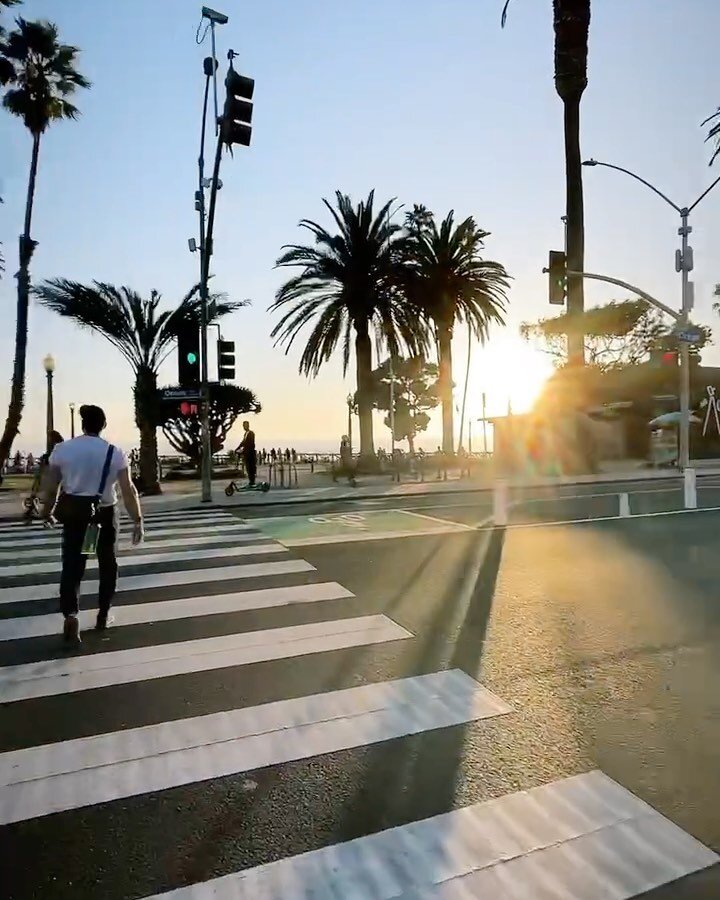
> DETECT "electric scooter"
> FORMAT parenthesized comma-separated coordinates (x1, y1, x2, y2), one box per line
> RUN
(225, 479, 270, 496)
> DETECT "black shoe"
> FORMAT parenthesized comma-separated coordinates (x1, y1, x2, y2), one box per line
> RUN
(95, 611, 114, 632)
(63, 615, 81, 645)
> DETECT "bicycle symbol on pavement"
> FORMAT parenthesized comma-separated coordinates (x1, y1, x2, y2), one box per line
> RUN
(307, 513, 367, 529)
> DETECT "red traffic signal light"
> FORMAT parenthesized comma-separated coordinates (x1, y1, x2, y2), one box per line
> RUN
(662, 351, 677, 366)
(179, 402, 198, 416)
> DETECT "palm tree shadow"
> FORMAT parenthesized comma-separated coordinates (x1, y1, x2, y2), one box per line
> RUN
(334, 526, 507, 845)
(175, 528, 506, 888)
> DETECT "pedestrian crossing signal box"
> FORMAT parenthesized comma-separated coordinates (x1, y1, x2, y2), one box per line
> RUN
(218, 339, 236, 381)
(547, 250, 567, 305)
(177, 324, 200, 387)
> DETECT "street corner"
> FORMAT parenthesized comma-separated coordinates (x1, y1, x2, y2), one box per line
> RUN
(250, 508, 474, 547)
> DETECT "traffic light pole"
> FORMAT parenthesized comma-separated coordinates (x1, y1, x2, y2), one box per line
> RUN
(198, 126, 225, 504)
(197, 68, 214, 503)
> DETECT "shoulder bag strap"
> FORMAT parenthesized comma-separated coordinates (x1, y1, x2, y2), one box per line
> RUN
(95, 444, 115, 503)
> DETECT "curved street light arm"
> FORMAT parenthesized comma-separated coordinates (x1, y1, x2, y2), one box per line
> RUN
(566, 270, 680, 322)
(583, 159, 682, 213)
(688, 172, 720, 213)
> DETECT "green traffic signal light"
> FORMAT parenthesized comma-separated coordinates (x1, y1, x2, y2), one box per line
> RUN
(186, 351, 198, 365)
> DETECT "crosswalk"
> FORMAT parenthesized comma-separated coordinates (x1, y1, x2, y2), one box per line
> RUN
(0, 505, 716, 898)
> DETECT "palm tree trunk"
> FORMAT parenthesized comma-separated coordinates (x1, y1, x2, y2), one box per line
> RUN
(134, 367, 161, 495)
(0, 134, 41, 474)
(437, 324, 455, 454)
(354, 323, 375, 461)
(458, 324, 472, 452)
(564, 93, 585, 365)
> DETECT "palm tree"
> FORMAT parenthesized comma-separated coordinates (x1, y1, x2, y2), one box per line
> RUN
(0, 17, 89, 472)
(405, 210, 510, 454)
(702, 109, 720, 167)
(34, 280, 245, 494)
(270, 190, 425, 461)
(502, 1, 591, 364)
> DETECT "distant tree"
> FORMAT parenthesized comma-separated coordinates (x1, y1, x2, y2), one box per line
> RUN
(521, 299, 710, 371)
(404, 208, 509, 453)
(370, 356, 440, 452)
(270, 190, 426, 462)
(34, 280, 244, 493)
(0, 17, 89, 474)
(157, 383, 261, 466)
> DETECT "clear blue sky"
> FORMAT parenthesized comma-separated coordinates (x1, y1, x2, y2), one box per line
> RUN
(2, 0, 720, 454)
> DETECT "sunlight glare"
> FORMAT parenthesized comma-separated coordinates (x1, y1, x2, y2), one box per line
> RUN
(465, 333, 554, 418)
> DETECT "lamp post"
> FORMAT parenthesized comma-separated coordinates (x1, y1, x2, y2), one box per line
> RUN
(43, 354, 55, 454)
(583, 158, 720, 470)
(69, 402, 75, 439)
(346, 394, 354, 455)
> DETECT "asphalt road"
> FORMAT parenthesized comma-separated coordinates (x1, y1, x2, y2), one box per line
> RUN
(1, 491, 719, 898)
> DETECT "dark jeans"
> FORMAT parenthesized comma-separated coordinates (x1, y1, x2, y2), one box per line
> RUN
(244, 451, 257, 485)
(59, 504, 119, 617)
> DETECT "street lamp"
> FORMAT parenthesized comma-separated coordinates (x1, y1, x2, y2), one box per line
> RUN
(69, 402, 76, 439)
(582, 158, 720, 470)
(43, 354, 55, 454)
(346, 394, 354, 455)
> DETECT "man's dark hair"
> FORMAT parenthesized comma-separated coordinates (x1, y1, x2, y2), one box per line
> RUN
(80, 404, 106, 435)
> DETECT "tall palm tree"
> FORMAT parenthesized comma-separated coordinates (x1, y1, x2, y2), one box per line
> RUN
(34, 280, 245, 494)
(405, 210, 510, 454)
(270, 190, 425, 461)
(0, 17, 89, 472)
(502, 0, 591, 365)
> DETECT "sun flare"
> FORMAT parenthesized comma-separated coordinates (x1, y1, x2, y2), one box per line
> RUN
(464, 333, 555, 419)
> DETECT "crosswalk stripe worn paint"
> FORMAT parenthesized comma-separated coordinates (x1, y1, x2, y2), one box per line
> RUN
(0, 615, 411, 703)
(0, 582, 355, 641)
(0, 558, 315, 605)
(139, 770, 718, 900)
(0, 531, 268, 561)
(0, 670, 506, 824)
(0, 542, 286, 578)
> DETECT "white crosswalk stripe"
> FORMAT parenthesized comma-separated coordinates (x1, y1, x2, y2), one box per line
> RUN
(0, 505, 715, 898)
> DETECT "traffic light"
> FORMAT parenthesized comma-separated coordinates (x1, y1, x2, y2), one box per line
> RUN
(548, 250, 567, 305)
(177, 322, 200, 387)
(650, 349, 678, 368)
(218, 339, 236, 380)
(221, 66, 254, 148)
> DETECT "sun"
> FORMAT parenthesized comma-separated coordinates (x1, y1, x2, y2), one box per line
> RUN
(464, 333, 554, 418)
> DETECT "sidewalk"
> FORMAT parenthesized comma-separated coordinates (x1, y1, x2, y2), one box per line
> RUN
(3, 463, 718, 520)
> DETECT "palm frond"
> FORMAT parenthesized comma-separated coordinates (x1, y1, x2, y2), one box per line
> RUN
(404, 209, 510, 338)
(501, 0, 512, 28)
(702, 108, 720, 167)
(34, 279, 247, 375)
(1, 17, 89, 134)
(270, 190, 427, 380)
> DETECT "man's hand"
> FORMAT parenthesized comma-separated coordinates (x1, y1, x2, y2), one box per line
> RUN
(131, 520, 144, 545)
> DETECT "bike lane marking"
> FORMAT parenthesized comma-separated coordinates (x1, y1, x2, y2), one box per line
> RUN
(250, 509, 472, 547)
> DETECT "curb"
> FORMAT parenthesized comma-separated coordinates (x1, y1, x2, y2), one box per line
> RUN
(2, 471, 715, 522)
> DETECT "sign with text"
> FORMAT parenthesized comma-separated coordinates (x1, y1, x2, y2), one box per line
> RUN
(160, 388, 200, 402)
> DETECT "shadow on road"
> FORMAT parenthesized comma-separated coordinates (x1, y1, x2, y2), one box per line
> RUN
(333, 526, 507, 844)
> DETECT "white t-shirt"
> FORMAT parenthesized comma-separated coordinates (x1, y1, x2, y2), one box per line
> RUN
(50, 436, 128, 506)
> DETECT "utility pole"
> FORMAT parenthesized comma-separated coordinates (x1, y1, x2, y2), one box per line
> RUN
(582, 158, 720, 470)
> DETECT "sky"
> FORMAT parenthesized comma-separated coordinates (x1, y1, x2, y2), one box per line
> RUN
(2, 0, 720, 455)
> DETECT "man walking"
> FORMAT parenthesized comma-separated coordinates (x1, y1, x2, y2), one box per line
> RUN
(40, 404, 144, 644)
(235, 420, 257, 486)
